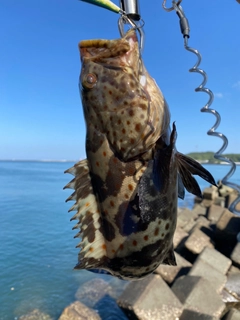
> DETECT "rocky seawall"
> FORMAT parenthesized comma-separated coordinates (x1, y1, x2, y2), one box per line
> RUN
(20, 185, 240, 320)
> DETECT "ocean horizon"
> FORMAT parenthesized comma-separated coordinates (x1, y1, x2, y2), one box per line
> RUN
(1, 158, 239, 165)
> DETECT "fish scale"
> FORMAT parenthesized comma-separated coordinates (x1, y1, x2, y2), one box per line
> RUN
(64, 29, 216, 280)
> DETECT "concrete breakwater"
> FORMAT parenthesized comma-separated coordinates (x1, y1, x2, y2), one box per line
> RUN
(20, 185, 240, 320)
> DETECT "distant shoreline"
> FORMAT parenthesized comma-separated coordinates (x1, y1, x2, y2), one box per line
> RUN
(0, 159, 239, 165)
(186, 152, 240, 165)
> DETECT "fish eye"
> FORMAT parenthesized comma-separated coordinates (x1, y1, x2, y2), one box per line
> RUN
(82, 73, 97, 89)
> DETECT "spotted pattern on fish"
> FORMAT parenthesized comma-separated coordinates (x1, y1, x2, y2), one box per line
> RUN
(64, 30, 216, 280)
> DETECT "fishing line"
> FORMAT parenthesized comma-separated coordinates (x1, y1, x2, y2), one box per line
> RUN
(162, 0, 240, 216)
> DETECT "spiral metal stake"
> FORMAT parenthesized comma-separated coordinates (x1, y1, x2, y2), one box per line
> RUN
(163, 0, 240, 216)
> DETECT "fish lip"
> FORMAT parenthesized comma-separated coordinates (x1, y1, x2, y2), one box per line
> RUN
(79, 29, 138, 62)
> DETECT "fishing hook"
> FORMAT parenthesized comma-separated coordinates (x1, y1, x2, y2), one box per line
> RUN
(118, 0, 145, 51)
(118, 15, 145, 51)
(163, 0, 240, 216)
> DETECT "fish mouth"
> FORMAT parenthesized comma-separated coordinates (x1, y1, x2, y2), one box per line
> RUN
(79, 29, 147, 91)
(79, 29, 139, 65)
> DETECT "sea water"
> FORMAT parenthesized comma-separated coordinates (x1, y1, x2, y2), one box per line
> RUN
(0, 161, 239, 319)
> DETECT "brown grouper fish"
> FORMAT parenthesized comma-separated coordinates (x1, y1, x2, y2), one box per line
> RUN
(64, 29, 216, 280)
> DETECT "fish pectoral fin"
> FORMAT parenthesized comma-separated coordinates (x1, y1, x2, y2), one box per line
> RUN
(162, 247, 176, 266)
(178, 173, 185, 200)
(64, 159, 107, 270)
(176, 152, 217, 198)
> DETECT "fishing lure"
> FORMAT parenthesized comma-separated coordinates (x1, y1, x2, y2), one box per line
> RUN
(64, 29, 216, 280)
(79, 0, 122, 13)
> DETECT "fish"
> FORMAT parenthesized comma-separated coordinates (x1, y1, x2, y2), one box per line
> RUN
(64, 29, 216, 280)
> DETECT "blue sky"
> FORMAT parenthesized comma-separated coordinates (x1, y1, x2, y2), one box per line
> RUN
(1, 0, 240, 160)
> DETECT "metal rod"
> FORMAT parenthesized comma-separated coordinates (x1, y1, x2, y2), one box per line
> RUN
(120, 0, 141, 21)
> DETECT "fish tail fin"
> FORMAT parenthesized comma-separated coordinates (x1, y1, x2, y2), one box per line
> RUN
(176, 152, 217, 198)
(64, 159, 107, 270)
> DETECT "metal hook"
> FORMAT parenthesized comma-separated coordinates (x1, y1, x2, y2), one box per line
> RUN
(118, 13, 136, 33)
(162, 0, 182, 12)
(118, 14, 145, 51)
(118, 0, 145, 52)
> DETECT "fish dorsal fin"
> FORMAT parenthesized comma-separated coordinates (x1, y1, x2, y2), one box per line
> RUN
(64, 159, 107, 269)
(176, 152, 217, 198)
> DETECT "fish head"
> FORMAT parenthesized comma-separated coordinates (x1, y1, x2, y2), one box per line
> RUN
(79, 29, 140, 82)
(79, 29, 170, 161)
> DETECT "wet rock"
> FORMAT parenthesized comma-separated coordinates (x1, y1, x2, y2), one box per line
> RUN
(19, 309, 52, 320)
(191, 204, 208, 217)
(195, 216, 211, 228)
(155, 252, 192, 284)
(221, 289, 240, 313)
(228, 265, 240, 275)
(185, 228, 214, 255)
(203, 187, 218, 200)
(194, 196, 203, 205)
(94, 294, 128, 320)
(117, 274, 183, 320)
(216, 209, 240, 241)
(180, 309, 219, 320)
(108, 277, 129, 300)
(201, 199, 214, 208)
(198, 247, 232, 275)
(172, 275, 225, 318)
(173, 227, 189, 250)
(177, 208, 198, 229)
(189, 259, 227, 293)
(192, 216, 214, 238)
(207, 204, 225, 223)
(75, 278, 111, 308)
(218, 184, 235, 198)
(59, 301, 100, 320)
(225, 274, 240, 300)
(213, 196, 225, 208)
(230, 242, 240, 268)
(216, 209, 240, 248)
(182, 219, 197, 233)
(222, 308, 240, 320)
